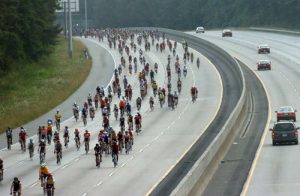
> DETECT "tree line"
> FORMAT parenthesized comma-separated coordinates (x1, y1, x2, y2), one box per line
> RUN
(0, 0, 60, 73)
(65, 0, 300, 30)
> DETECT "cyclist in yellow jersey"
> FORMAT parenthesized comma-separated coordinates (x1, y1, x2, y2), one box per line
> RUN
(39, 163, 49, 186)
(54, 109, 62, 131)
(54, 110, 61, 122)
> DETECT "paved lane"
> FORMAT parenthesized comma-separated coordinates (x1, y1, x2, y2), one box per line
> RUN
(189, 30, 300, 196)
(0, 34, 222, 196)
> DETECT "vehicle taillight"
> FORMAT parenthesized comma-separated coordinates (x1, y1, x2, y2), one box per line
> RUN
(267, 64, 270, 67)
(289, 112, 295, 116)
(294, 131, 298, 137)
(272, 131, 276, 138)
(277, 113, 284, 116)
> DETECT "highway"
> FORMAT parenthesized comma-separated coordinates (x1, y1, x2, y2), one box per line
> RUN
(0, 32, 222, 195)
(189, 30, 300, 195)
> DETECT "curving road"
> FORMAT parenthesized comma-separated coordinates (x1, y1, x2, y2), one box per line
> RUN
(0, 33, 222, 196)
(189, 30, 300, 195)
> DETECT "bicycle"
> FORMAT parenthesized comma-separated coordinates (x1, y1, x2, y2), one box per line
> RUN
(64, 137, 69, 148)
(55, 120, 60, 131)
(47, 134, 52, 145)
(114, 110, 118, 120)
(20, 140, 26, 152)
(29, 148, 34, 160)
(75, 137, 80, 151)
(0, 169, 3, 182)
(95, 153, 101, 168)
(192, 94, 197, 103)
(85, 141, 89, 154)
(46, 186, 54, 196)
(40, 152, 46, 164)
(56, 151, 62, 165)
(7, 137, 12, 150)
(125, 141, 131, 154)
(112, 153, 118, 168)
(82, 115, 87, 126)
(73, 110, 79, 122)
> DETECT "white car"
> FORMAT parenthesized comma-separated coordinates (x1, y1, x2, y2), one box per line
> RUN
(196, 27, 205, 33)
(222, 29, 232, 37)
(258, 44, 270, 54)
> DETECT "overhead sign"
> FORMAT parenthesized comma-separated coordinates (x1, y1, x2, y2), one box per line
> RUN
(56, 0, 80, 12)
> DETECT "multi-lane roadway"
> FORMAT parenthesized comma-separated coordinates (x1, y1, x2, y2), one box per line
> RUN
(0, 33, 222, 196)
(190, 30, 300, 195)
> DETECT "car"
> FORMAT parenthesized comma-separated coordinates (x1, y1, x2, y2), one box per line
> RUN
(258, 44, 270, 54)
(257, 60, 271, 70)
(222, 29, 232, 37)
(275, 106, 297, 122)
(270, 121, 299, 145)
(196, 27, 205, 33)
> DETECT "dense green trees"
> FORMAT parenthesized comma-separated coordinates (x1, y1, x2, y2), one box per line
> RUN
(0, 0, 60, 72)
(69, 0, 300, 30)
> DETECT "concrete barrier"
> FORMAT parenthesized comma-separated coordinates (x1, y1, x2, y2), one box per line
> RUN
(171, 58, 246, 196)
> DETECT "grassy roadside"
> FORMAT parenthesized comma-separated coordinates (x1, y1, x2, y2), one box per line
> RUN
(0, 36, 92, 133)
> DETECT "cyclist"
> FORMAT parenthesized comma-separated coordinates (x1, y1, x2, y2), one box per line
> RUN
(0, 158, 3, 181)
(53, 131, 59, 144)
(196, 57, 200, 68)
(38, 139, 46, 163)
(19, 127, 27, 152)
(74, 129, 80, 148)
(10, 177, 22, 196)
(120, 115, 125, 131)
(6, 127, 13, 150)
(113, 104, 119, 120)
(94, 144, 102, 167)
(83, 130, 90, 153)
(54, 140, 62, 164)
(39, 163, 49, 186)
(149, 96, 154, 110)
(111, 141, 119, 164)
(45, 173, 55, 195)
(28, 139, 35, 159)
(183, 65, 187, 77)
(87, 93, 93, 106)
(124, 131, 131, 153)
(134, 114, 141, 133)
(54, 109, 62, 131)
(119, 100, 126, 115)
(82, 107, 88, 125)
(73, 102, 79, 121)
(174, 91, 179, 107)
(46, 122, 53, 144)
(126, 102, 131, 115)
(123, 75, 128, 89)
(63, 126, 69, 147)
(117, 131, 123, 152)
(89, 104, 95, 120)
(191, 86, 198, 102)
(127, 114, 133, 129)
(136, 97, 142, 111)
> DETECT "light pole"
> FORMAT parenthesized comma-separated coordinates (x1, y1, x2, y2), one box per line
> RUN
(84, 0, 87, 32)
(68, 0, 73, 58)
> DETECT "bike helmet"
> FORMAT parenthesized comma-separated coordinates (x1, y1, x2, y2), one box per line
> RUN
(41, 163, 46, 167)
(57, 109, 60, 112)
(41, 139, 45, 143)
(30, 138, 33, 142)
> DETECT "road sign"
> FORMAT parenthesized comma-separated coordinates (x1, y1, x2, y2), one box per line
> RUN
(56, 0, 79, 12)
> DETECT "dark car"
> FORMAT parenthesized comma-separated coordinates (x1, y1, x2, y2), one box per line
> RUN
(257, 60, 271, 70)
(270, 122, 299, 145)
(276, 106, 297, 122)
(258, 44, 270, 54)
(222, 29, 232, 37)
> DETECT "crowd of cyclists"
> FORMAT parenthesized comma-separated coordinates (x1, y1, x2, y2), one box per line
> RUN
(0, 28, 200, 195)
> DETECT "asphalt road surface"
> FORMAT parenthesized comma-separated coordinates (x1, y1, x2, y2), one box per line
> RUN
(190, 30, 300, 196)
(0, 34, 222, 196)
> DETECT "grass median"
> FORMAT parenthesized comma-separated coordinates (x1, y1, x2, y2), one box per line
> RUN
(0, 36, 92, 133)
